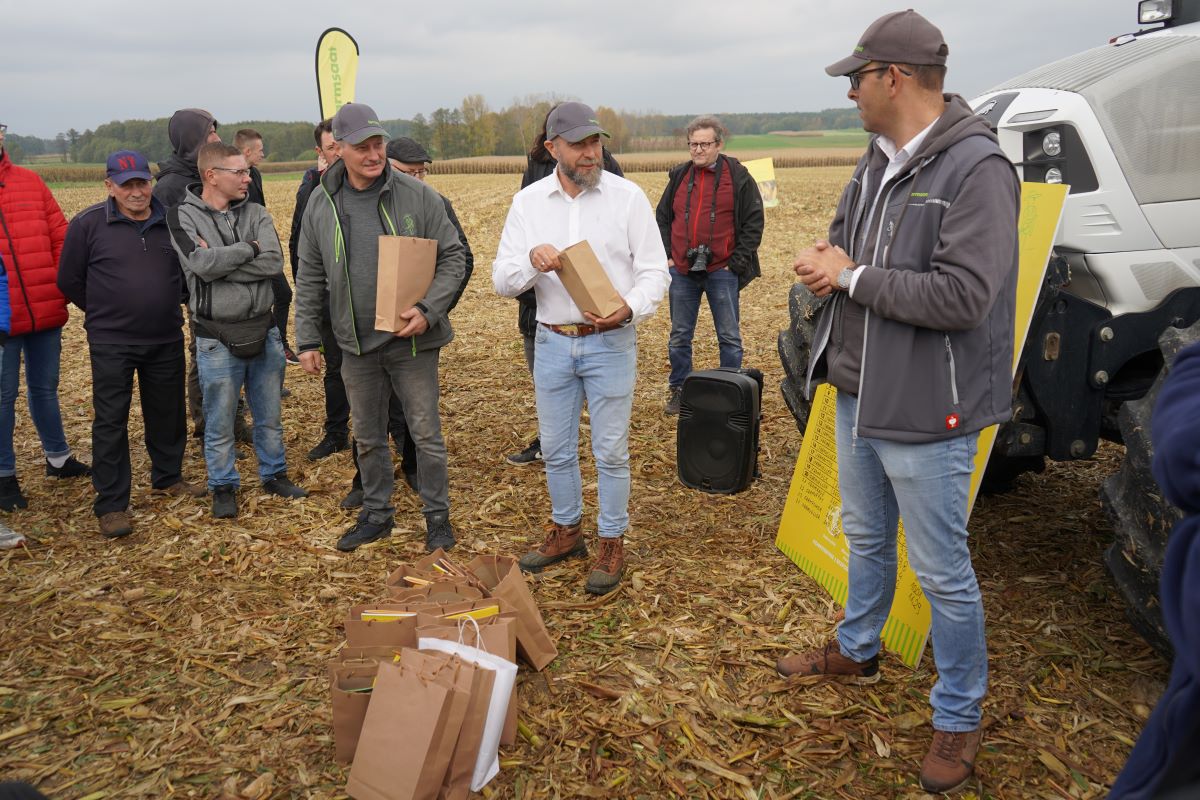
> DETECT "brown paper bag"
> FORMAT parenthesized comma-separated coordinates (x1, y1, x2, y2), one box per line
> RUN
(467, 555, 558, 670)
(374, 236, 436, 333)
(343, 615, 418, 649)
(383, 563, 449, 594)
(390, 581, 484, 605)
(331, 663, 379, 765)
(557, 240, 623, 318)
(397, 650, 474, 799)
(346, 658, 456, 800)
(327, 645, 402, 684)
(439, 658, 494, 800)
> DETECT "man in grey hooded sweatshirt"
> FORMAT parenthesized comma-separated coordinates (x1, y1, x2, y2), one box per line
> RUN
(775, 10, 1020, 794)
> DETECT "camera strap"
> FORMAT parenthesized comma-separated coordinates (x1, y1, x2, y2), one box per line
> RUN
(684, 156, 724, 251)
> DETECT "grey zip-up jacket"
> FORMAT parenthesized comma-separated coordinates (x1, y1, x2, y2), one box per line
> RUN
(806, 94, 1020, 443)
(167, 186, 283, 325)
(293, 160, 465, 357)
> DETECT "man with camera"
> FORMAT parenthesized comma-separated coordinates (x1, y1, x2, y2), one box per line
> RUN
(655, 115, 764, 415)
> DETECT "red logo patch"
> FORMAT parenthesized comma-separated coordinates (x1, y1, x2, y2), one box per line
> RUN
(945, 414, 960, 430)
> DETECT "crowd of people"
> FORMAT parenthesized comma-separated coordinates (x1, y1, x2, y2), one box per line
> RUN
(0, 8, 1195, 795)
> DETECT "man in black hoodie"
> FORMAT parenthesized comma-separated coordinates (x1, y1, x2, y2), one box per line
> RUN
(152, 109, 219, 209)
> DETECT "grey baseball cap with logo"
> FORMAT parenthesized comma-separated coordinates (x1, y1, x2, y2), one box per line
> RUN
(546, 102, 610, 143)
(332, 102, 391, 144)
(825, 9, 949, 77)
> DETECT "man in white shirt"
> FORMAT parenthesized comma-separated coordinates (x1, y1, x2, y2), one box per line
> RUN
(493, 101, 669, 595)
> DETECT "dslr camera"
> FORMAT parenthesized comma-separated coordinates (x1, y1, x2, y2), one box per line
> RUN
(685, 244, 713, 273)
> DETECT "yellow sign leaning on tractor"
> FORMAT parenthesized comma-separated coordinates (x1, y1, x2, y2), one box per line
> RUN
(775, 182, 1069, 668)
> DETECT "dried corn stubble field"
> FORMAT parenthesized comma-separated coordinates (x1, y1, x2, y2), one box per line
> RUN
(1, 169, 1167, 799)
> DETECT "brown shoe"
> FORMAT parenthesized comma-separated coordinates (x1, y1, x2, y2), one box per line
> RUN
(518, 519, 586, 573)
(585, 537, 625, 595)
(919, 728, 982, 793)
(99, 511, 133, 539)
(158, 480, 208, 498)
(775, 640, 880, 684)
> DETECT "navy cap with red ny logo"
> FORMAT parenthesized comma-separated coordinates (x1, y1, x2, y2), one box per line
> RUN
(105, 150, 153, 185)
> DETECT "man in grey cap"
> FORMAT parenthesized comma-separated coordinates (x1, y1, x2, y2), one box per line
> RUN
(773, 10, 1019, 793)
(294, 103, 466, 553)
(493, 101, 669, 595)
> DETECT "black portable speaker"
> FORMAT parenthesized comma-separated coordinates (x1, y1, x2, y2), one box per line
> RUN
(676, 367, 763, 494)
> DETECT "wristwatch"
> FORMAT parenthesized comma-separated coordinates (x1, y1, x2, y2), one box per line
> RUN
(618, 311, 634, 328)
(836, 266, 858, 291)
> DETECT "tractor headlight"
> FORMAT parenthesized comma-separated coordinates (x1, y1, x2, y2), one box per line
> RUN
(1042, 131, 1062, 157)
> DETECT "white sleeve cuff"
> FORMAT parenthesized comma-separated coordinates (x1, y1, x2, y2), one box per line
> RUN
(847, 265, 867, 296)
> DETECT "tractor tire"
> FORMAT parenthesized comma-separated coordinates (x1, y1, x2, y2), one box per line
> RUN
(777, 283, 828, 433)
(1100, 320, 1200, 658)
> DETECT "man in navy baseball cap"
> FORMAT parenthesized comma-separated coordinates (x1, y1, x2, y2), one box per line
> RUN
(105, 150, 154, 185)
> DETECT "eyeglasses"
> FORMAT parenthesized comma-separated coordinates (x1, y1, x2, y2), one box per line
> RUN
(848, 64, 912, 90)
(211, 167, 251, 177)
(397, 167, 428, 179)
(688, 140, 719, 151)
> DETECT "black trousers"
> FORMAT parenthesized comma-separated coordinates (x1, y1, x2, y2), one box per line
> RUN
(320, 306, 350, 439)
(270, 271, 293, 350)
(90, 341, 187, 516)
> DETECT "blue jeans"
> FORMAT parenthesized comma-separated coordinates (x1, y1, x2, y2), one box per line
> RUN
(0, 327, 71, 476)
(834, 391, 986, 732)
(667, 267, 742, 388)
(534, 323, 637, 538)
(196, 328, 287, 489)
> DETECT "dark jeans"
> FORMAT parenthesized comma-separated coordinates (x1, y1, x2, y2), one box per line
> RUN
(667, 267, 743, 388)
(90, 341, 187, 516)
(319, 307, 351, 439)
(270, 271, 293, 350)
(186, 314, 203, 431)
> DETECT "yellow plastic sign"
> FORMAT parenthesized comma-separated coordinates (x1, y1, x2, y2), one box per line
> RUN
(315, 28, 360, 121)
(776, 182, 1068, 667)
(743, 157, 779, 208)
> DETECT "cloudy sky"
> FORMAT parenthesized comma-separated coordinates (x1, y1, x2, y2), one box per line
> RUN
(6, 1, 1139, 138)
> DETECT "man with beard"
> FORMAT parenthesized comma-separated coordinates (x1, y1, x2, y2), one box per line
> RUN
(493, 101, 669, 595)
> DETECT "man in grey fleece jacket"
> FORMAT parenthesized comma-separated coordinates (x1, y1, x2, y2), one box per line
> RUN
(776, 11, 1019, 794)
(294, 103, 465, 553)
(168, 142, 308, 520)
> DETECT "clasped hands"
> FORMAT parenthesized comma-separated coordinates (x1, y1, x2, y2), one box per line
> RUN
(793, 240, 855, 298)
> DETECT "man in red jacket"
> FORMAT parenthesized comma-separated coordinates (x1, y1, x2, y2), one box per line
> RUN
(0, 121, 91, 511)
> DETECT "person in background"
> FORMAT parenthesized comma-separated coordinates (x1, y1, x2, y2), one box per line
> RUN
(505, 104, 625, 467)
(57, 150, 205, 539)
(0, 118, 91, 513)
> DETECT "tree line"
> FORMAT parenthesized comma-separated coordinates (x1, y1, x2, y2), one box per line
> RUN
(6, 97, 863, 165)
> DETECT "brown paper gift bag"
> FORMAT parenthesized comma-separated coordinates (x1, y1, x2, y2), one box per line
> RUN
(466, 555, 558, 670)
(327, 645, 402, 684)
(389, 581, 484, 605)
(343, 615, 418, 649)
(374, 236, 436, 333)
(331, 663, 380, 765)
(383, 563, 451, 595)
(557, 240, 624, 319)
(438, 657, 495, 800)
(396, 650, 476, 800)
(345, 658, 459, 800)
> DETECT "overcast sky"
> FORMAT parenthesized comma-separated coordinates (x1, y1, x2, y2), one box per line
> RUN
(6, 1, 1139, 138)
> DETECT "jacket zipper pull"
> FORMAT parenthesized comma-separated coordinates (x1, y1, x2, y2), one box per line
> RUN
(142, 237, 147, 252)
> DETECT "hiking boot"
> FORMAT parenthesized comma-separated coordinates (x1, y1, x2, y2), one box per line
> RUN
(506, 438, 542, 466)
(0, 475, 28, 511)
(775, 640, 880, 684)
(212, 485, 238, 519)
(99, 511, 133, 539)
(664, 386, 683, 416)
(46, 456, 91, 479)
(920, 728, 982, 793)
(425, 513, 456, 553)
(263, 473, 308, 499)
(283, 346, 301, 366)
(585, 537, 625, 595)
(307, 433, 349, 461)
(519, 519, 586, 573)
(157, 480, 207, 498)
(337, 516, 394, 552)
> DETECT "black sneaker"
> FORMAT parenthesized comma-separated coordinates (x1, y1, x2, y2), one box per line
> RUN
(263, 473, 308, 499)
(212, 485, 238, 519)
(307, 433, 349, 461)
(283, 346, 301, 366)
(505, 438, 542, 466)
(46, 456, 91, 479)
(664, 386, 683, 416)
(337, 516, 394, 552)
(0, 475, 27, 511)
(425, 513, 456, 553)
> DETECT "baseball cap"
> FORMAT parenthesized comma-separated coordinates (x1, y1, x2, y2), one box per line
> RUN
(546, 102, 610, 143)
(332, 103, 390, 145)
(386, 137, 432, 164)
(105, 150, 153, 184)
(825, 9, 949, 77)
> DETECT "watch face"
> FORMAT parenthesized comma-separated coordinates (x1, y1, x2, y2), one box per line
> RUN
(837, 268, 852, 289)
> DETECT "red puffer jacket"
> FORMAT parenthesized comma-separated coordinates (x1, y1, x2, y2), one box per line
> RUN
(0, 150, 69, 335)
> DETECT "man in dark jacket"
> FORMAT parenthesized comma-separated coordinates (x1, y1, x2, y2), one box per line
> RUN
(655, 115, 763, 414)
(57, 150, 206, 539)
(774, 11, 1019, 793)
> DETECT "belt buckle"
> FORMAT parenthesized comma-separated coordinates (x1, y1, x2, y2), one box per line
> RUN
(560, 323, 582, 336)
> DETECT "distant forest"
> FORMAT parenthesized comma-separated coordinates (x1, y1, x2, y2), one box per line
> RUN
(4, 97, 862, 164)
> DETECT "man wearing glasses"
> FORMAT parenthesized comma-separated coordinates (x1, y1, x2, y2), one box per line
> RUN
(776, 10, 1019, 793)
(168, 142, 307, 520)
(655, 115, 763, 415)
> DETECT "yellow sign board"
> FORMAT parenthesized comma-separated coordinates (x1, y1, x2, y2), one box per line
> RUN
(743, 157, 779, 208)
(315, 28, 360, 121)
(775, 182, 1068, 667)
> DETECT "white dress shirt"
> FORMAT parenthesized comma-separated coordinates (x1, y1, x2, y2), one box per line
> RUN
(493, 170, 669, 325)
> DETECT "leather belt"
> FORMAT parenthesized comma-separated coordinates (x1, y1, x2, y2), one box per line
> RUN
(545, 323, 611, 337)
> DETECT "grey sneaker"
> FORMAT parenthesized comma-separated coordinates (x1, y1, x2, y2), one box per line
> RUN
(506, 438, 542, 466)
(425, 514, 456, 553)
(664, 386, 683, 416)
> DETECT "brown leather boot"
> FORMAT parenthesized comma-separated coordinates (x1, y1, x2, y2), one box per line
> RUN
(775, 640, 880, 684)
(585, 537, 625, 595)
(919, 728, 981, 793)
(98, 511, 133, 539)
(518, 519, 586, 573)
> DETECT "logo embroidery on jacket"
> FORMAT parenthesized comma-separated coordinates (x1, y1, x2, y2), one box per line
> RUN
(945, 414, 960, 430)
(402, 213, 416, 236)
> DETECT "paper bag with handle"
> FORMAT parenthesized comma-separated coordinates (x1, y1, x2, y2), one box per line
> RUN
(466, 554, 558, 670)
(375, 235, 436, 333)
(331, 662, 380, 765)
(557, 240, 624, 319)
